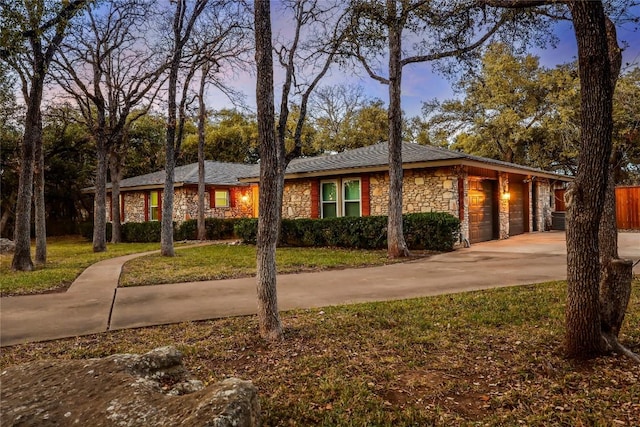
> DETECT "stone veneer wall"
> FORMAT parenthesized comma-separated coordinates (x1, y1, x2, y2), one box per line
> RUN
(499, 173, 510, 240)
(282, 179, 313, 219)
(537, 179, 552, 231)
(108, 186, 254, 224)
(369, 168, 459, 216)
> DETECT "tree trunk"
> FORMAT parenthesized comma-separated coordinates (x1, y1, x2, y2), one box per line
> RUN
(564, 1, 614, 359)
(34, 126, 46, 265)
(109, 149, 123, 244)
(386, 3, 410, 258)
(254, 0, 283, 342)
(93, 141, 108, 252)
(197, 63, 209, 241)
(11, 82, 43, 271)
(161, 137, 176, 256)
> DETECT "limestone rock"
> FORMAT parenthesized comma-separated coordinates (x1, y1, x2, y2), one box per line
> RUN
(1, 346, 260, 427)
(0, 238, 15, 254)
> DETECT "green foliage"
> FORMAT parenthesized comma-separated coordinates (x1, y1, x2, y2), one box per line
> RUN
(181, 109, 259, 164)
(80, 221, 160, 243)
(175, 218, 238, 241)
(234, 218, 259, 244)
(121, 222, 162, 243)
(235, 213, 460, 251)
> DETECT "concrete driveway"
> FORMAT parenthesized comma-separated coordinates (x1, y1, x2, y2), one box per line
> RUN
(1, 231, 639, 347)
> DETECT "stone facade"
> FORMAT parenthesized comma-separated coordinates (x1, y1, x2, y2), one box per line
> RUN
(369, 168, 459, 216)
(108, 186, 255, 224)
(282, 179, 313, 219)
(499, 172, 510, 240)
(106, 165, 562, 244)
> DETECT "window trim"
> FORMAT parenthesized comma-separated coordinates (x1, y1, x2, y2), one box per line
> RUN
(342, 178, 362, 217)
(149, 190, 160, 221)
(320, 180, 338, 218)
(319, 178, 362, 218)
(212, 188, 230, 208)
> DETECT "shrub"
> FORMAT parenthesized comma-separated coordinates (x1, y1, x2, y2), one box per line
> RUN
(205, 218, 237, 240)
(403, 212, 460, 251)
(236, 212, 460, 251)
(234, 218, 258, 244)
(121, 221, 162, 243)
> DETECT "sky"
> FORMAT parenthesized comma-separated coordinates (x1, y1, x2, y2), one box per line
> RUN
(205, 4, 640, 120)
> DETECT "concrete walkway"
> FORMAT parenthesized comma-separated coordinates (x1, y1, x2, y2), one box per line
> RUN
(2, 232, 639, 347)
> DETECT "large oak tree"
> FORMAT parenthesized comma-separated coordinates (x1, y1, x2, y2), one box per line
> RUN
(1, 0, 89, 270)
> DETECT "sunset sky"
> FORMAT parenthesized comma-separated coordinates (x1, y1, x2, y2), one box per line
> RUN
(205, 4, 640, 119)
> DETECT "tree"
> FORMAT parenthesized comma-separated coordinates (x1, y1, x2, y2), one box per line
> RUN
(426, 43, 580, 173)
(160, 0, 210, 257)
(254, 0, 349, 341)
(1, 0, 89, 270)
(254, 0, 283, 341)
(181, 110, 259, 164)
(310, 85, 389, 152)
(0, 63, 22, 238)
(483, 0, 638, 362)
(188, 1, 250, 241)
(347, 0, 526, 258)
(53, 0, 166, 249)
(41, 104, 95, 231)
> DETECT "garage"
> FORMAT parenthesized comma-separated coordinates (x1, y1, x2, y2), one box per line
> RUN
(509, 182, 525, 236)
(468, 179, 495, 243)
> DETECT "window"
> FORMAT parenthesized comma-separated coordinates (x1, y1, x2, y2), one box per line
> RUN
(343, 179, 361, 217)
(149, 191, 160, 221)
(320, 179, 361, 218)
(321, 181, 338, 218)
(214, 189, 229, 208)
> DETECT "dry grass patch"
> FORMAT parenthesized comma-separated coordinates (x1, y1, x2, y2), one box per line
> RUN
(2, 280, 638, 426)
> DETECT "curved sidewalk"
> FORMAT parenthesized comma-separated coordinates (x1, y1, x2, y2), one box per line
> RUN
(2, 232, 639, 347)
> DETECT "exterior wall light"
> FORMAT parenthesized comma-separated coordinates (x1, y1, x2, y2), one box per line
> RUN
(501, 191, 511, 201)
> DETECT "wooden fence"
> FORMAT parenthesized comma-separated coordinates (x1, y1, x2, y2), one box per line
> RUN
(554, 186, 640, 230)
(615, 186, 640, 230)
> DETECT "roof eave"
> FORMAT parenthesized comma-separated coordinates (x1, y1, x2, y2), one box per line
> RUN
(239, 158, 572, 182)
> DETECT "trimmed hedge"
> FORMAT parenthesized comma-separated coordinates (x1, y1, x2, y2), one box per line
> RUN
(80, 212, 460, 250)
(80, 221, 160, 243)
(175, 218, 238, 241)
(81, 218, 239, 243)
(234, 212, 460, 251)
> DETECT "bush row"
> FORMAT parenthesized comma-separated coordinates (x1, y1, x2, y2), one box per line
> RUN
(235, 212, 460, 251)
(80, 218, 239, 243)
(79, 212, 460, 251)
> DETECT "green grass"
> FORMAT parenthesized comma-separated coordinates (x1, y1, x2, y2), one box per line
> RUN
(2, 279, 638, 426)
(119, 245, 397, 287)
(1, 237, 401, 294)
(0, 237, 161, 295)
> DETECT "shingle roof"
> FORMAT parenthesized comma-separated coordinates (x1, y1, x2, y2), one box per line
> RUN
(283, 141, 464, 174)
(110, 161, 258, 189)
(105, 142, 569, 192)
(240, 142, 569, 179)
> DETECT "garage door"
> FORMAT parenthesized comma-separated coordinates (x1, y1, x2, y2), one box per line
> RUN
(509, 182, 525, 236)
(469, 180, 494, 243)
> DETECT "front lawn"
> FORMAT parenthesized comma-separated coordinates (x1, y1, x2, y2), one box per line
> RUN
(119, 244, 399, 287)
(0, 237, 160, 296)
(2, 279, 638, 426)
(0, 238, 403, 294)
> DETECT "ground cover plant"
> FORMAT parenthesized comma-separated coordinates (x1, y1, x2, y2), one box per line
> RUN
(0, 237, 161, 296)
(119, 245, 401, 287)
(2, 279, 638, 426)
